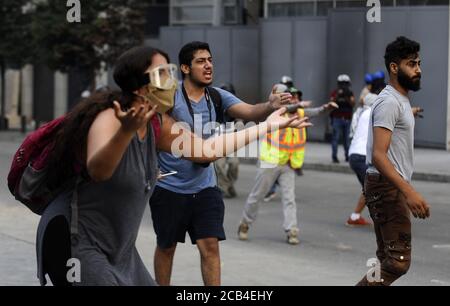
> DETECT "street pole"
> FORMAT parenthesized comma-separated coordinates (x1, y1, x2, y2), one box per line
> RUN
(0, 64, 7, 130)
(212, 0, 223, 26)
(447, 4, 450, 151)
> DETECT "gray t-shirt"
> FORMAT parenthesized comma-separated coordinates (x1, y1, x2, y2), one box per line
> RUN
(366, 85, 415, 182)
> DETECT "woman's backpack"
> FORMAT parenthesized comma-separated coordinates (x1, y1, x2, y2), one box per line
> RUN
(7, 116, 70, 215)
(7, 114, 162, 215)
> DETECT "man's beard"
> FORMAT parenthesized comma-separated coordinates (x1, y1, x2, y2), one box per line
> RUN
(190, 74, 213, 88)
(398, 68, 421, 92)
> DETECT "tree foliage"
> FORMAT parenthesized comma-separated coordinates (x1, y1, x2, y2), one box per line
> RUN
(32, 0, 148, 76)
(0, 0, 34, 68)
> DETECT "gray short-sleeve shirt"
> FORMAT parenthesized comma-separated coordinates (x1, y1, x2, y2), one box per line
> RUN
(366, 85, 415, 182)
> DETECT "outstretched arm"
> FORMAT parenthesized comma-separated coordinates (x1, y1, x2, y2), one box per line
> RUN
(157, 108, 312, 163)
(303, 102, 338, 117)
(226, 85, 292, 122)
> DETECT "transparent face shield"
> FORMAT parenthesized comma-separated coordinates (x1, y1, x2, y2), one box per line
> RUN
(146, 63, 178, 90)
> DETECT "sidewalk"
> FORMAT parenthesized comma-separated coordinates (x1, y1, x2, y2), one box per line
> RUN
(302, 142, 450, 183)
(239, 141, 450, 183)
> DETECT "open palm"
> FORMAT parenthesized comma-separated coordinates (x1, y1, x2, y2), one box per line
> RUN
(113, 101, 157, 133)
(266, 107, 312, 130)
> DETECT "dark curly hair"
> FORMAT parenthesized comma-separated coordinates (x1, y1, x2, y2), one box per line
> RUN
(46, 46, 169, 189)
(384, 36, 420, 74)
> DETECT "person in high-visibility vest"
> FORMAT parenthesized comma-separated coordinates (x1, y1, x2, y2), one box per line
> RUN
(263, 86, 306, 202)
(238, 84, 338, 245)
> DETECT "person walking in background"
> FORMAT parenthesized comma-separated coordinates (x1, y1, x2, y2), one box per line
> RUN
(359, 74, 373, 106)
(214, 83, 241, 198)
(238, 83, 337, 245)
(329, 74, 355, 163)
(346, 73, 386, 227)
(350, 73, 373, 140)
(263, 77, 312, 202)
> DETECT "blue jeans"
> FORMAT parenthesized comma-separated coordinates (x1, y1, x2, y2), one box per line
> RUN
(331, 117, 351, 160)
(349, 154, 368, 187)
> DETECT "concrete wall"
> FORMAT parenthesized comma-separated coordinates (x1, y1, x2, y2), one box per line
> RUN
(159, 26, 260, 103)
(448, 5, 450, 151)
(159, 6, 449, 147)
(5, 6, 448, 149)
(260, 17, 328, 140)
(366, 7, 449, 148)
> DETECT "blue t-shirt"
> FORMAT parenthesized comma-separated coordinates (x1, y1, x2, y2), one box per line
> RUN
(157, 85, 242, 193)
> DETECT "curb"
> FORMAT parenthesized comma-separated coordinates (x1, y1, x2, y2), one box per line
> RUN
(238, 158, 450, 183)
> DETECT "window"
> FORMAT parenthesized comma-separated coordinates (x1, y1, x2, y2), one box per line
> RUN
(335, 1, 368, 8)
(145, 0, 169, 37)
(268, 2, 315, 17)
(172, 6, 213, 24)
(397, 0, 449, 5)
(223, 0, 241, 24)
(317, 1, 334, 16)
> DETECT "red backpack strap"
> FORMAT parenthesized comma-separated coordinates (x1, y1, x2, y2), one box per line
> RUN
(150, 114, 162, 145)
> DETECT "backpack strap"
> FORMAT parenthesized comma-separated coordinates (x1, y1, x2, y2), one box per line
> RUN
(151, 113, 162, 145)
(70, 176, 82, 246)
(207, 87, 224, 124)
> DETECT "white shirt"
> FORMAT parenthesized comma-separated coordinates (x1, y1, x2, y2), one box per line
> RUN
(349, 108, 371, 156)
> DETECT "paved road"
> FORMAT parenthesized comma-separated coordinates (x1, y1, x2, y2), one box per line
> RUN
(0, 137, 449, 285)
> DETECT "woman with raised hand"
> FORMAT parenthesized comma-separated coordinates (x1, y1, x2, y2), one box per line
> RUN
(37, 46, 311, 286)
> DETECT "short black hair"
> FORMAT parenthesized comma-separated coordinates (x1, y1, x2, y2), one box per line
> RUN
(384, 36, 420, 73)
(178, 41, 211, 79)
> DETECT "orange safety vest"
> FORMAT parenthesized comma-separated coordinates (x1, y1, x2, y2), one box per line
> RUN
(260, 109, 307, 168)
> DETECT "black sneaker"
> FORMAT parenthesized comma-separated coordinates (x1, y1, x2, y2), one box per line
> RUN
(332, 157, 340, 163)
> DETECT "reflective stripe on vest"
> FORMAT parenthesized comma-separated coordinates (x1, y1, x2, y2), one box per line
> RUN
(260, 108, 307, 168)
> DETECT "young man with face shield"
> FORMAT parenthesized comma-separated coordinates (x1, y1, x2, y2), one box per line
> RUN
(357, 36, 430, 286)
(149, 41, 294, 286)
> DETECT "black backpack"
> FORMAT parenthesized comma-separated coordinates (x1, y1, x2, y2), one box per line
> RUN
(207, 87, 225, 124)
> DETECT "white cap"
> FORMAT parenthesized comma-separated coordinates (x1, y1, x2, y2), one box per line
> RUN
(337, 74, 351, 82)
(281, 76, 292, 84)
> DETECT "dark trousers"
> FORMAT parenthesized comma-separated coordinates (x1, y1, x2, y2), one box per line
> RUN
(357, 173, 412, 286)
(43, 216, 72, 286)
(331, 117, 351, 160)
